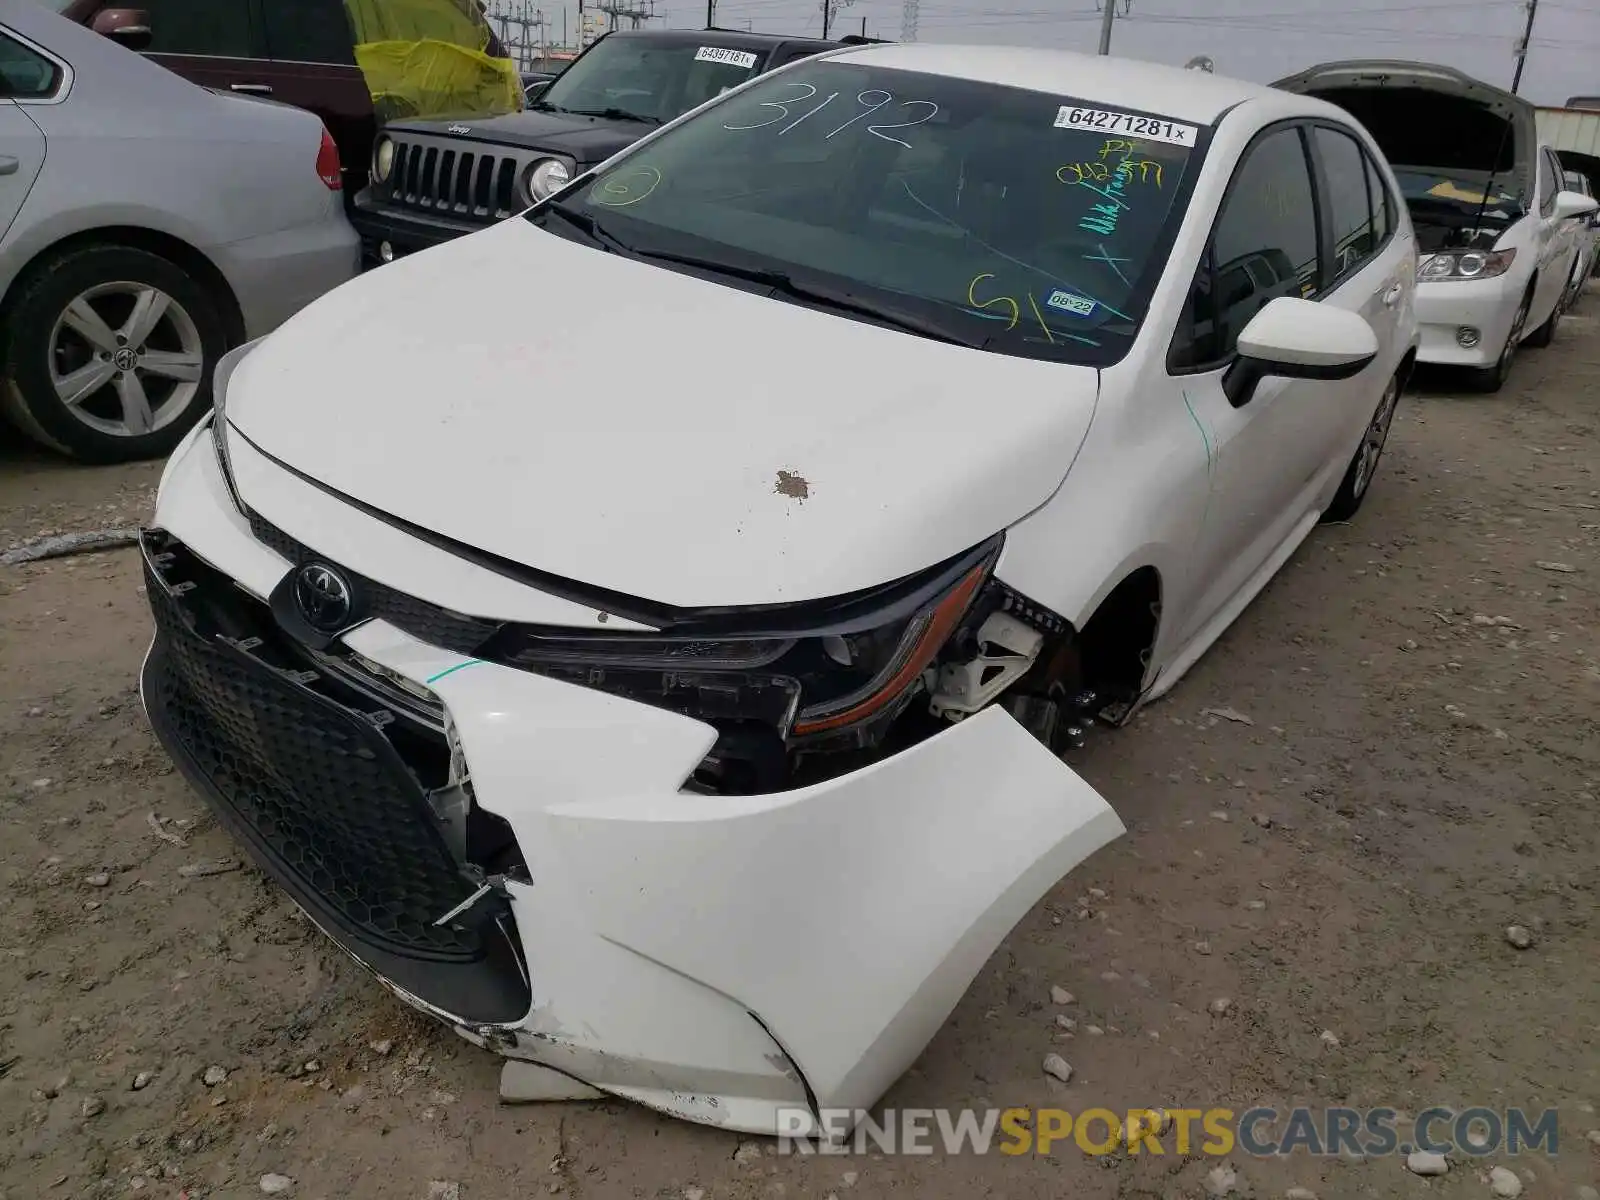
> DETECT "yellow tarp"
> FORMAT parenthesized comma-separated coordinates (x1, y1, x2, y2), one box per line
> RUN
(344, 0, 522, 123)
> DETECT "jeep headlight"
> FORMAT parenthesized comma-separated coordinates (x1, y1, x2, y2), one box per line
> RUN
(372, 135, 395, 184)
(525, 158, 570, 202)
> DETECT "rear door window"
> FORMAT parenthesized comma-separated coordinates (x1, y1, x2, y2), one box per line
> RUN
(1363, 152, 1392, 245)
(0, 31, 62, 97)
(1312, 125, 1377, 284)
(143, 0, 257, 57)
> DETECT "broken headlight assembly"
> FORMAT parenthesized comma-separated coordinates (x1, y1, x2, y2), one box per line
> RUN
(492, 537, 1014, 788)
(1417, 248, 1516, 282)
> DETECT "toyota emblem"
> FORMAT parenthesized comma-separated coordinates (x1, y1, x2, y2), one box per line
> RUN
(292, 562, 354, 632)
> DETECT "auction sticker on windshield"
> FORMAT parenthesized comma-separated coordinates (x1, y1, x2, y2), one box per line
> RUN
(696, 46, 759, 69)
(1053, 106, 1198, 147)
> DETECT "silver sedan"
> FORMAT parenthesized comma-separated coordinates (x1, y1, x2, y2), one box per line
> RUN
(0, 0, 359, 463)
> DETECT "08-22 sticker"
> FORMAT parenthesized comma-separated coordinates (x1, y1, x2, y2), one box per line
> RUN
(1053, 105, 1197, 148)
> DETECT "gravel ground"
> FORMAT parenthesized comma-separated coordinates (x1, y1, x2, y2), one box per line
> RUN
(1, 302, 1597, 1200)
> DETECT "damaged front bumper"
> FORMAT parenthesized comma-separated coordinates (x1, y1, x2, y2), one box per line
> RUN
(137, 422, 1124, 1134)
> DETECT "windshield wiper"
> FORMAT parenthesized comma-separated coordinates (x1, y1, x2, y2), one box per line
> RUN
(626, 249, 987, 348)
(563, 107, 663, 126)
(537, 201, 636, 255)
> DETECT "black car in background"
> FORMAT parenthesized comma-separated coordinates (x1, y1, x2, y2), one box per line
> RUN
(353, 27, 877, 263)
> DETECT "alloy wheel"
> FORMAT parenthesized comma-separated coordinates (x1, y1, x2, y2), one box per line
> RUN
(1494, 295, 1529, 386)
(1351, 376, 1400, 499)
(48, 281, 205, 439)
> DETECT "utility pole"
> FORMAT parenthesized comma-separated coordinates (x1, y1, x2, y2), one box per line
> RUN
(1510, 0, 1539, 95)
(1097, 0, 1126, 55)
(821, 0, 854, 40)
(900, 0, 917, 42)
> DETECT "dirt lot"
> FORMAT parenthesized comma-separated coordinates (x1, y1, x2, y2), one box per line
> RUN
(2, 308, 1598, 1200)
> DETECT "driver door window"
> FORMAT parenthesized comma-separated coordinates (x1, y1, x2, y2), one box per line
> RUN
(1171, 125, 1320, 370)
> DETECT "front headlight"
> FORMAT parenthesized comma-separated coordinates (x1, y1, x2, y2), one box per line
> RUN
(525, 158, 571, 202)
(1418, 248, 1516, 281)
(372, 134, 395, 184)
(502, 541, 997, 744)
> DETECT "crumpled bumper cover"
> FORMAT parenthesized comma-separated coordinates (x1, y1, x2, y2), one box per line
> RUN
(137, 422, 1126, 1134)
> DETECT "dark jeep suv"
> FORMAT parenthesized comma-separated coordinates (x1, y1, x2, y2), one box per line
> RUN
(352, 27, 872, 263)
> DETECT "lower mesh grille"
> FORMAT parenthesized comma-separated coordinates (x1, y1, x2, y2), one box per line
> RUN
(143, 544, 482, 963)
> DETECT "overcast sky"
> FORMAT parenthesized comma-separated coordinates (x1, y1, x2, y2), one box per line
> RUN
(531, 0, 1599, 107)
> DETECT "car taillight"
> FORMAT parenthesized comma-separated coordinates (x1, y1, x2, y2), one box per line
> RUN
(316, 128, 342, 191)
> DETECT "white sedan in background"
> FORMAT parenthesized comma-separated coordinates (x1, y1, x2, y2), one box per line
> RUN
(0, 0, 357, 463)
(1275, 62, 1598, 391)
(142, 43, 1417, 1135)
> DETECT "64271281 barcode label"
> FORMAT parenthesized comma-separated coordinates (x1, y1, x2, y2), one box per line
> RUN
(1052, 106, 1198, 147)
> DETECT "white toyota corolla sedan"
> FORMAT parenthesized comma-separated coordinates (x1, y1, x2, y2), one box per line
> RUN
(141, 43, 1418, 1135)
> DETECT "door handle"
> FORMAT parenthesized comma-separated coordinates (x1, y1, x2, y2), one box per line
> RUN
(0, 156, 17, 176)
(230, 83, 273, 94)
(1381, 283, 1403, 307)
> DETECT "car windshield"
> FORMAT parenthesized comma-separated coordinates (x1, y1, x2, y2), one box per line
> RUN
(532, 36, 768, 126)
(531, 58, 1204, 366)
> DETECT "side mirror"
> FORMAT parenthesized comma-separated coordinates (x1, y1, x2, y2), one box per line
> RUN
(1553, 189, 1599, 221)
(524, 80, 549, 103)
(91, 7, 152, 51)
(1222, 296, 1378, 407)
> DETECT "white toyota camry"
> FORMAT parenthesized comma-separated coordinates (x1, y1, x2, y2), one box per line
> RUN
(141, 43, 1418, 1135)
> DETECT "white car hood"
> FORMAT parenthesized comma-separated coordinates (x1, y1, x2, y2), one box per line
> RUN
(226, 217, 1099, 609)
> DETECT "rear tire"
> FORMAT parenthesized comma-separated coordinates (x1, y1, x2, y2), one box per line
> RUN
(0, 243, 228, 464)
(1323, 370, 1401, 523)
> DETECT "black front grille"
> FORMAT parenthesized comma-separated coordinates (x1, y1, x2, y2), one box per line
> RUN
(247, 510, 500, 655)
(143, 539, 482, 963)
(389, 138, 520, 221)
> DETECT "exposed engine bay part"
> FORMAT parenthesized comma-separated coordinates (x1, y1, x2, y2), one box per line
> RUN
(928, 610, 1044, 721)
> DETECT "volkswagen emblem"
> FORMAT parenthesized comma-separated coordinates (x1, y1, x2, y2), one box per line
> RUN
(112, 347, 139, 371)
(292, 562, 354, 633)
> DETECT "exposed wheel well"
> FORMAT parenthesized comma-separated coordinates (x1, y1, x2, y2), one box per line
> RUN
(0, 227, 245, 357)
(1077, 566, 1162, 707)
(1397, 345, 1418, 390)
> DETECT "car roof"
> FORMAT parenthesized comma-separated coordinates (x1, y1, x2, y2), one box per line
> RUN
(823, 42, 1284, 125)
